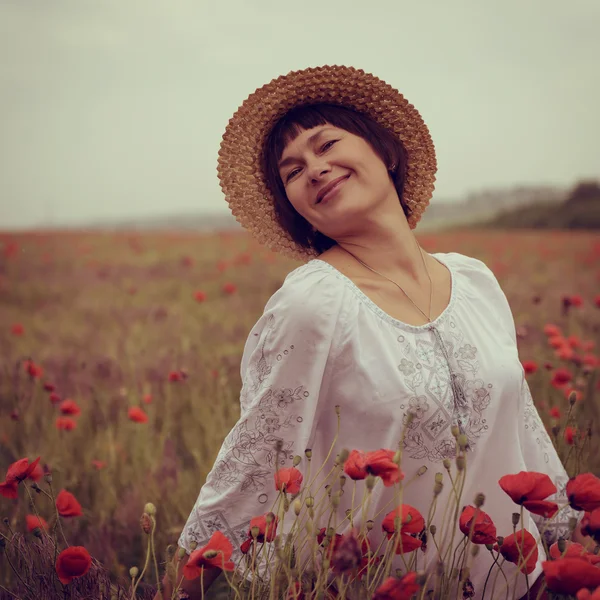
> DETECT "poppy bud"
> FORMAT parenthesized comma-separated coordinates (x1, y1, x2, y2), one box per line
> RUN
(443, 458, 451, 471)
(569, 391, 577, 405)
(293, 499, 302, 516)
(129, 566, 139, 578)
(366, 475, 376, 490)
(557, 538, 567, 553)
(339, 475, 347, 488)
(457, 434, 468, 450)
(417, 466, 428, 476)
(456, 456, 465, 471)
(435, 473, 443, 484)
(485, 543, 494, 551)
(31, 482, 42, 494)
(144, 502, 156, 516)
(190, 541, 198, 551)
(265, 512, 275, 525)
(335, 405, 340, 416)
(44, 473, 52, 484)
(337, 448, 349, 464)
(395, 568, 403, 578)
(497, 536, 504, 547)
(305, 449, 312, 459)
(474, 493, 485, 508)
(405, 412, 415, 426)
(305, 521, 314, 535)
(366, 520, 374, 531)
(204, 550, 218, 559)
(33, 528, 43, 539)
(293, 455, 301, 467)
(417, 572, 428, 585)
(434, 482, 443, 496)
(393, 450, 401, 465)
(345, 509, 352, 518)
(177, 547, 187, 559)
(451, 425, 460, 438)
(251, 526, 260, 539)
(512, 513, 520, 526)
(551, 424, 560, 437)
(429, 524, 437, 536)
(305, 496, 314, 508)
(140, 513, 152, 534)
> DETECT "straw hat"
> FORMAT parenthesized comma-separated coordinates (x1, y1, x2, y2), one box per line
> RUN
(217, 64, 437, 262)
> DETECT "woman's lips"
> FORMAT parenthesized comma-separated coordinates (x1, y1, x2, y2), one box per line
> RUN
(317, 175, 349, 205)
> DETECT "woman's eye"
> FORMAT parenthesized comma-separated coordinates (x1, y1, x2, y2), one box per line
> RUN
(285, 140, 337, 182)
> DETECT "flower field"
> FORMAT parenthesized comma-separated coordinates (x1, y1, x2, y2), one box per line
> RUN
(0, 227, 599, 599)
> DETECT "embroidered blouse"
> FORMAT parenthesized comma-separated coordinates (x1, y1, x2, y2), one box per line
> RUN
(178, 252, 579, 599)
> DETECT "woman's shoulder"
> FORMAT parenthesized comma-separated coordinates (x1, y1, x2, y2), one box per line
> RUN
(437, 251, 501, 289)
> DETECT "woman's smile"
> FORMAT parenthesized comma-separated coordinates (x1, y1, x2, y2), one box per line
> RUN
(316, 175, 350, 206)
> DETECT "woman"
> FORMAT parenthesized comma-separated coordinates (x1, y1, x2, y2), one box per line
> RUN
(159, 65, 588, 600)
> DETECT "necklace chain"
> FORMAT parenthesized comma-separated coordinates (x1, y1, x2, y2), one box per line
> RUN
(338, 243, 433, 323)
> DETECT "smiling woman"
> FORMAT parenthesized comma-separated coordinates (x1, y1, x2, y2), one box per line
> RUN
(261, 103, 410, 255)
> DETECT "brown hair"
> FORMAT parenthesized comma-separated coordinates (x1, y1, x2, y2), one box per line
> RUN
(261, 103, 410, 255)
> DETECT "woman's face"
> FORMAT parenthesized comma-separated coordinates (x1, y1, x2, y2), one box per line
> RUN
(277, 124, 397, 240)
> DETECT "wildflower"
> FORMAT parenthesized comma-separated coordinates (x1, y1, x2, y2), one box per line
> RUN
(59, 399, 81, 416)
(168, 370, 182, 382)
(344, 449, 404, 487)
(577, 588, 600, 600)
(498, 471, 559, 518)
(549, 540, 600, 564)
(344, 449, 368, 481)
(194, 290, 207, 302)
(246, 512, 279, 543)
(551, 368, 573, 388)
(331, 529, 362, 574)
(55, 546, 92, 585)
(91, 460, 107, 470)
(49, 392, 61, 405)
(56, 417, 77, 431)
(544, 324, 562, 337)
(317, 528, 344, 559)
(56, 490, 83, 517)
(26, 514, 49, 532)
(564, 426, 576, 445)
(373, 572, 421, 600)
(274, 467, 303, 494)
(382, 505, 424, 554)
(128, 407, 148, 424)
(521, 360, 538, 375)
(43, 382, 56, 392)
(11, 323, 24, 336)
(28, 462, 44, 482)
(543, 557, 600, 596)
(0, 456, 41, 498)
(24, 360, 43, 379)
(142, 393, 152, 404)
(581, 508, 600, 541)
(496, 529, 537, 574)
(459, 506, 497, 544)
(222, 282, 237, 295)
(183, 531, 235, 579)
(567, 473, 600, 512)
(140, 513, 152, 535)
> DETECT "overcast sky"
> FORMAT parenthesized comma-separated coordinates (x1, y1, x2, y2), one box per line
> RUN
(1, 0, 598, 229)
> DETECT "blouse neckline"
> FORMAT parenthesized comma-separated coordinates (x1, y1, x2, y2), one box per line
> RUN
(308, 252, 458, 332)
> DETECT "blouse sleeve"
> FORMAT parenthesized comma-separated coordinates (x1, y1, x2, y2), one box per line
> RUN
(477, 259, 581, 544)
(178, 266, 345, 562)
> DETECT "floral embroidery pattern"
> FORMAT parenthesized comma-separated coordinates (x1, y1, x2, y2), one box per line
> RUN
(401, 323, 493, 461)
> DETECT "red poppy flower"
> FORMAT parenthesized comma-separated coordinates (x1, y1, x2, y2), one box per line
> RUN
(11, 323, 24, 336)
(43, 382, 56, 392)
(183, 531, 235, 579)
(373, 572, 421, 600)
(168, 370, 182, 382)
(274, 467, 303, 494)
(222, 282, 237, 295)
(544, 324, 562, 337)
(142, 393, 152, 404)
(247, 512, 279, 543)
(551, 368, 573, 387)
(459, 506, 497, 544)
(0, 456, 41, 498)
(180, 255, 194, 267)
(344, 449, 368, 481)
(49, 392, 61, 405)
(581, 508, 600, 541)
(498, 471, 559, 518)
(194, 290, 207, 302)
(128, 406, 148, 423)
(331, 530, 362, 574)
(56, 490, 83, 517)
(543, 557, 600, 596)
(364, 449, 404, 487)
(28, 462, 44, 482)
(564, 426, 576, 445)
(91, 460, 107, 470)
(549, 407, 561, 419)
(240, 538, 253, 554)
(549, 540, 600, 564)
(577, 588, 600, 600)
(496, 529, 538, 574)
(55, 546, 92, 585)
(567, 473, 600, 512)
(317, 527, 344, 559)
(26, 514, 49, 532)
(382, 505, 424, 554)
(24, 360, 43, 379)
(56, 417, 77, 431)
(522, 360, 538, 375)
(59, 399, 81, 416)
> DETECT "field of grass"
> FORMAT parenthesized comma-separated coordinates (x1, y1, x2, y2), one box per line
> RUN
(0, 227, 598, 597)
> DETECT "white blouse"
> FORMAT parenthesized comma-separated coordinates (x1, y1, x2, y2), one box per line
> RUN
(179, 252, 578, 599)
